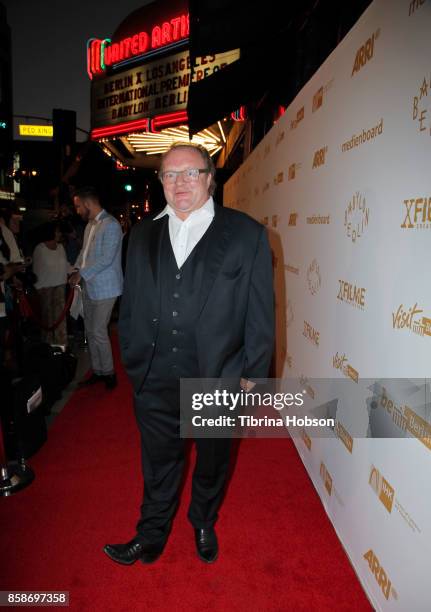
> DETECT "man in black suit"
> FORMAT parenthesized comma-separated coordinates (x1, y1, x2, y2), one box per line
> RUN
(104, 143, 274, 565)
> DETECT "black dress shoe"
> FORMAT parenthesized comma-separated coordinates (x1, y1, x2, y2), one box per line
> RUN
(78, 373, 103, 387)
(103, 537, 144, 565)
(194, 528, 218, 563)
(103, 537, 166, 565)
(104, 374, 117, 390)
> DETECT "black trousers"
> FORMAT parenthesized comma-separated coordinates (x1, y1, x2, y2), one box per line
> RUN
(134, 378, 232, 544)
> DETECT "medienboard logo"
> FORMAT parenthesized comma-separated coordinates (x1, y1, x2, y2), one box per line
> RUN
(337, 279, 366, 310)
(307, 259, 321, 295)
(401, 197, 431, 229)
(341, 119, 383, 153)
(351, 29, 380, 77)
(306, 214, 330, 225)
(392, 302, 431, 338)
(303, 320, 320, 347)
(288, 213, 298, 226)
(312, 146, 328, 169)
(284, 264, 299, 276)
(332, 352, 359, 383)
(363, 550, 397, 601)
(290, 106, 304, 130)
(344, 192, 369, 243)
(319, 462, 332, 495)
(335, 420, 353, 453)
(369, 465, 394, 513)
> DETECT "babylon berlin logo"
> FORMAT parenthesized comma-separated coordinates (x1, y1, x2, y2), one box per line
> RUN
(392, 303, 431, 338)
(412, 75, 431, 136)
(344, 192, 369, 243)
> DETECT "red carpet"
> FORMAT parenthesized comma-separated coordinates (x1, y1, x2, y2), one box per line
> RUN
(0, 349, 371, 611)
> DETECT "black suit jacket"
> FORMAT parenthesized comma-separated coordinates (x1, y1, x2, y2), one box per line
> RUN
(118, 204, 274, 393)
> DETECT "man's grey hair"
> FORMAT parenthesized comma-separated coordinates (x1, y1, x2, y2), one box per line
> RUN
(160, 142, 217, 196)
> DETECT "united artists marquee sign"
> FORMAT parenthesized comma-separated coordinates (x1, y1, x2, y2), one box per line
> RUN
(91, 49, 239, 128)
(88, 5, 239, 134)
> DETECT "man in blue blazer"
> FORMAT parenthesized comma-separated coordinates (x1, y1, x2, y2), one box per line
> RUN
(69, 186, 123, 389)
(104, 143, 274, 565)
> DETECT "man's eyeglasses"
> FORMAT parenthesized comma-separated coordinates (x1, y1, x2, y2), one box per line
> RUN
(159, 168, 210, 184)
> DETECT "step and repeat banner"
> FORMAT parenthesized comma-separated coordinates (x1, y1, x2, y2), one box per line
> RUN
(224, 0, 431, 609)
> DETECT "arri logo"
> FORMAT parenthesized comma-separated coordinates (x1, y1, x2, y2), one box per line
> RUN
(363, 550, 396, 601)
(312, 146, 327, 169)
(351, 29, 380, 77)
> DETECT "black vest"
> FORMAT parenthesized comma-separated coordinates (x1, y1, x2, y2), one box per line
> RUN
(147, 219, 214, 381)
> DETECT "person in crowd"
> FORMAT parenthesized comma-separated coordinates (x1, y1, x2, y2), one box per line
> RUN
(32, 222, 69, 346)
(57, 202, 84, 266)
(0, 210, 24, 365)
(104, 143, 274, 566)
(69, 187, 123, 390)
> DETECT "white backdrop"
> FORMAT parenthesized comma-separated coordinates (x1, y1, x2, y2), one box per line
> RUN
(224, 0, 431, 609)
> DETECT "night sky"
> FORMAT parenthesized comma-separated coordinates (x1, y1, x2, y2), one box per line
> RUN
(4, 0, 154, 140)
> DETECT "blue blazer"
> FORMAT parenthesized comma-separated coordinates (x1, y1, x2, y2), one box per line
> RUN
(75, 210, 123, 300)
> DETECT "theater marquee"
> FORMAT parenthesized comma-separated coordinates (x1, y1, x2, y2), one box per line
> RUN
(91, 49, 239, 128)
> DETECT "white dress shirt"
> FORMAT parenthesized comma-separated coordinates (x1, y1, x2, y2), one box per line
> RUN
(81, 210, 103, 269)
(153, 197, 215, 268)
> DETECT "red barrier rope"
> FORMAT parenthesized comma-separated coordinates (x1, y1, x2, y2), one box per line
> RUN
(16, 287, 75, 331)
